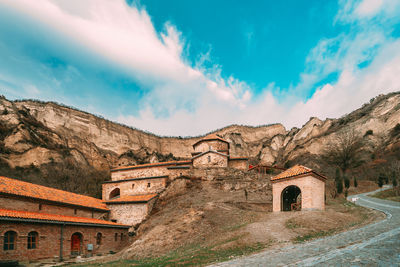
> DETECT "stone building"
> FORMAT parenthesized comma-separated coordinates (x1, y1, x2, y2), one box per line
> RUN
(271, 165, 326, 212)
(103, 134, 249, 225)
(0, 176, 129, 263)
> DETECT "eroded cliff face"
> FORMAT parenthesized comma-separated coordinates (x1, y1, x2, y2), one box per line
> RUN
(1, 92, 399, 178)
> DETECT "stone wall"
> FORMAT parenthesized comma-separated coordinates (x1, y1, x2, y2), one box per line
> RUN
(272, 175, 325, 212)
(0, 196, 107, 219)
(194, 140, 229, 153)
(228, 159, 248, 170)
(0, 222, 129, 262)
(192, 153, 228, 168)
(108, 198, 156, 225)
(102, 178, 167, 201)
(111, 163, 191, 181)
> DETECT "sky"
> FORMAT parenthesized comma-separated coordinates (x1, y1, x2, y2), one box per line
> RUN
(0, 0, 400, 136)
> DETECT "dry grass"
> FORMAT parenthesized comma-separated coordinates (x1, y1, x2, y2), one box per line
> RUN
(371, 187, 400, 202)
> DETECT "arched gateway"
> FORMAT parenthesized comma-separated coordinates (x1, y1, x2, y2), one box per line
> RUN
(272, 165, 326, 212)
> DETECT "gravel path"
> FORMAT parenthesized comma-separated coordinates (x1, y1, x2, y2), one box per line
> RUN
(211, 188, 400, 267)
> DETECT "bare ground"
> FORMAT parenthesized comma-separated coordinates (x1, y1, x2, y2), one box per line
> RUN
(84, 178, 383, 267)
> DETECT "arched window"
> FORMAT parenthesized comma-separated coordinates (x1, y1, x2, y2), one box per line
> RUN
(147, 183, 151, 188)
(96, 233, 102, 245)
(208, 155, 211, 163)
(120, 233, 124, 241)
(109, 188, 120, 200)
(3, 231, 17, 251)
(27, 231, 38, 249)
(132, 183, 135, 189)
(114, 233, 118, 241)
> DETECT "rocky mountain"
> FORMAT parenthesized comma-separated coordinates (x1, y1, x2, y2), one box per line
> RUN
(1, 92, 399, 196)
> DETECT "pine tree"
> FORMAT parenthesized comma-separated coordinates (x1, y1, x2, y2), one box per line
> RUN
(344, 177, 350, 189)
(353, 177, 358, 188)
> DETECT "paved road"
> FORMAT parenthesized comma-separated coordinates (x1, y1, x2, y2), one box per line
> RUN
(211, 188, 400, 267)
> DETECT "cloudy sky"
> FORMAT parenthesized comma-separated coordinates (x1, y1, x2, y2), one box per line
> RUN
(0, 0, 399, 136)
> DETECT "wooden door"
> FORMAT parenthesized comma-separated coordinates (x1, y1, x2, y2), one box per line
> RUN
(71, 233, 81, 254)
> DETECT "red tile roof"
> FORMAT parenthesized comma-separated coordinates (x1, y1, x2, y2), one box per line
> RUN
(111, 160, 192, 172)
(193, 133, 229, 147)
(271, 165, 326, 181)
(0, 208, 128, 227)
(105, 194, 157, 204)
(0, 176, 108, 211)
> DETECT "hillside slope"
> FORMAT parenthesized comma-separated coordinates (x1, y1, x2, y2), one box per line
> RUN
(0, 92, 399, 196)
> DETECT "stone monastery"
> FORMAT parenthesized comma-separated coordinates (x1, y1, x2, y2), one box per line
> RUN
(0, 133, 325, 264)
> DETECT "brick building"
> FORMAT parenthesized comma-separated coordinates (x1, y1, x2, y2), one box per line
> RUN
(0, 176, 129, 263)
(271, 165, 326, 212)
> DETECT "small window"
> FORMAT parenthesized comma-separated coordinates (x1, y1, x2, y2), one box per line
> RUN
(132, 183, 135, 189)
(74, 209, 77, 215)
(114, 233, 118, 241)
(120, 233, 123, 241)
(96, 233, 102, 245)
(147, 183, 151, 188)
(27, 231, 38, 249)
(39, 204, 42, 211)
(208, 155, 211, 163)
(3, 231, 17, 251)
(109, 188, 120, 200)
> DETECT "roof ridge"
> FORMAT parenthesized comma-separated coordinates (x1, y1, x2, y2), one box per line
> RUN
(0, 208, 127, 227)
(0, 176, 108, 210)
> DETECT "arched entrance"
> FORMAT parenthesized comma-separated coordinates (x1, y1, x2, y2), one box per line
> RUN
(281, 185, 301, 211)
(71, 232, 83, 255)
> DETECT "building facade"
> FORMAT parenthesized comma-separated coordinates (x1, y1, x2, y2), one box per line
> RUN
(271, 165, 326, 212)
(0, 176, 129, 263)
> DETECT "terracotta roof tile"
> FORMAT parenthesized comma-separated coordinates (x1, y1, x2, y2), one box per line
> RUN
(0, 176, 108, 211)
(0, 208, 128, 227)
(105, 194, 157, 203)
(111, 160, 191, 172)
(271, 165, 325, 181)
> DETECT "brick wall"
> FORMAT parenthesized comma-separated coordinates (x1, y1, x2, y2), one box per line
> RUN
(0, 196, 107, 219)
(0, 222, 129, 262)
(272, 175, 325, 212)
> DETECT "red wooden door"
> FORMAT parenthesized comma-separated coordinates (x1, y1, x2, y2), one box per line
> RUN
(71, 234, 81, 253)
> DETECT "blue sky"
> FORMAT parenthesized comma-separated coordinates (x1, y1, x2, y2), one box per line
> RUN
(0, 0, 400, 136)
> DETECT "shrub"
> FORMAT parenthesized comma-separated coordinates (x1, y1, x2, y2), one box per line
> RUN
(344, 190, 348, 198)
(392, 123, 400, 137)
(364, 130, 373, 137)
(353, 177, 358, 188)
(393, 178, 398, 187)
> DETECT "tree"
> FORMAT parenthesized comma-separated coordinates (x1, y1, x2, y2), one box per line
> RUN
(322, 130, 364, 174)
(336, 178, 343, 194)
(353, 177, 358, 188)
(378, 173, 384, 187)
(344, 177, 350, 189)
(393, 178, 398, 187)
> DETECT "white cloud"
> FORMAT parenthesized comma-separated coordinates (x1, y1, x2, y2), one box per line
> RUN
(1, 0, 400, 136)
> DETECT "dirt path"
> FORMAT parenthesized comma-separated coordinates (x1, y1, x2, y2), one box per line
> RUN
(211, 188, 400, 266)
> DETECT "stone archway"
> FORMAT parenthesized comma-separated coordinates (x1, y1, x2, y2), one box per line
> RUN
(109, 188, 120, 200)
(71, 232, 83, 255)
(281, 185, 301, 211)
